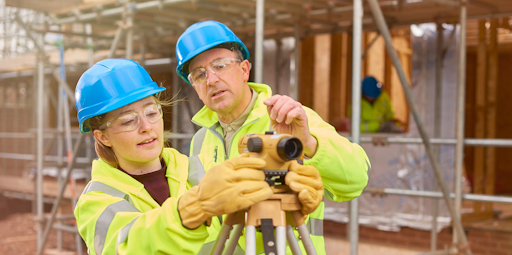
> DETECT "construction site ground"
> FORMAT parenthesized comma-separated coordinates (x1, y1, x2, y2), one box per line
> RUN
(1, 198, 512, 255)
(0, 212, 427, 255)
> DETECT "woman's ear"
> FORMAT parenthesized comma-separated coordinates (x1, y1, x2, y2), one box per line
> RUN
(93, 129, 112, 147)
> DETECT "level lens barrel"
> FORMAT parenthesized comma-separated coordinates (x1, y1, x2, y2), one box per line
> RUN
(277, 137, 303, 160)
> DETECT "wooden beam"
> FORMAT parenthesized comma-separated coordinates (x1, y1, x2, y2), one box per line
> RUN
(5, 0, 82, 13)
(484, 19, 499, 212)
(345, 32, 353, 108)
(329, 33, 343, 123)
(299, 36, 315, 109)
(473, 19, 487, 214)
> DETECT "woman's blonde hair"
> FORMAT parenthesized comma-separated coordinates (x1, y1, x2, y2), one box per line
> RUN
(90, 92, 178, 168)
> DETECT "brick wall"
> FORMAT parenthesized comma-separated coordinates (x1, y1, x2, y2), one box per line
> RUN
(324, 221, 512, 255)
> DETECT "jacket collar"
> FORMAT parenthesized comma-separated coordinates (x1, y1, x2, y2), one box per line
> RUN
(90, 148, 185, 203)
(191, 82, 272, 129)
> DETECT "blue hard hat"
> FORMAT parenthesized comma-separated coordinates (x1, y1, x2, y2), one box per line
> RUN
(75, 58, 166, 134)
(175, 20, 250, 85)
(362, 76, 382, 98)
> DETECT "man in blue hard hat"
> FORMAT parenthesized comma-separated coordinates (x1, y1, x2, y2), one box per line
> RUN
(360, 76, 404, 133)
(175, 20, 370, 254)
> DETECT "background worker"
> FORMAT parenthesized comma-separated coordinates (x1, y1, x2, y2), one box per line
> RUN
(360, 76, 404, 133)
(175, 20, 370, 254)
(73, 58, 274, 255)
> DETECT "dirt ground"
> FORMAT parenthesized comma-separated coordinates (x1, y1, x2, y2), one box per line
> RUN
(0, 213, 426, 255)
(0, 213, 79, 255)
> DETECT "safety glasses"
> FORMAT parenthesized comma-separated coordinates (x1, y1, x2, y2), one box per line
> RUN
(99, 104, 162, 133)
(188, 58, 242, 86)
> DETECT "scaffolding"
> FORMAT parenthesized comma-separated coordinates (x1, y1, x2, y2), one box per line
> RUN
(1, 0, 512, 255)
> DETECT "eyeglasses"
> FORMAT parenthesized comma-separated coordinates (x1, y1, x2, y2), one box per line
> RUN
(99, 104, 163, 133)
(188, 58, 242, 86)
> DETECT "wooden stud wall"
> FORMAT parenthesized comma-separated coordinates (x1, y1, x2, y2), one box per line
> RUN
(466, 18, 512, 205)
(299, 29, 411, 131)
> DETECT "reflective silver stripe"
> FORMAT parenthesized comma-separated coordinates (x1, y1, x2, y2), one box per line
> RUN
(115, 218, 138, 255)
(306, 218, 323, 236)
(192, 127, 207, 156)
(188, 156, 205, 186)
(84, 182, 140, 255)
(84, 181, 127, 198)
(207, 123, 226, 158)
(189, 127, 207, 186)
(95, 200, 139, 255)
(199, 240, 245, 255)
(324, 189, 334, 201)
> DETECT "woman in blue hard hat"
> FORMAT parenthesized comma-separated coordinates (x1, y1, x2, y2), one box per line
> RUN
(360, 76, 404, 133)
(73, 58, 273, 255)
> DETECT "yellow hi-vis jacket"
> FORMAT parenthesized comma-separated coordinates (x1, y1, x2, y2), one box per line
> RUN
(188, 82, 371, 255)
(360, 91, 395, 133)
(74, 148, 208, 255)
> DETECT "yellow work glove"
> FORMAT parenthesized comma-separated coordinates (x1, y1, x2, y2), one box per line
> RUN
(178, 155, 273, 229)
(285, 161, 324, 216)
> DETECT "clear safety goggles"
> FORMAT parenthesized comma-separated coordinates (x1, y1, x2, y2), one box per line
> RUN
(188, 58, 242, 86)
(99, 104, 163, 134)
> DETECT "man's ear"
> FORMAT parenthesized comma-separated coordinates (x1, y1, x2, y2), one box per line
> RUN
(241, 60, 251, 81)
(93, 129, 112, 147)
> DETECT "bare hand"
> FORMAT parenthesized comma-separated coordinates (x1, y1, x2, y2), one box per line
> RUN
(263, 95, 318, 157)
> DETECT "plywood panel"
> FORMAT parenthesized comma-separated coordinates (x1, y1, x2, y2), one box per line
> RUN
(389, 35, 412, 127)
(313, 33, 331, 121)
(365, 32, 386, 83)
(329, 33, 350, 123)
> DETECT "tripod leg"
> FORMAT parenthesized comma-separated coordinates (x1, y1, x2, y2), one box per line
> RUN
(286, 225, 303, 255)
(222, 224, 244, 255)
(297, 224, 317, 255)
(245, 225, 257, 255)
(276, 226, 287, 255)
(210, 223, 232, 255)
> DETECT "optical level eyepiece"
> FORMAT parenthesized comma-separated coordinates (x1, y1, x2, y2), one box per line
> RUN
(277, 137, 303, 160)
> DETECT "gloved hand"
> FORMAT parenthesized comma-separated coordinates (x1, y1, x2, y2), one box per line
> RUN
(178, 155, 273, 229)
(285, 161, 324, 216)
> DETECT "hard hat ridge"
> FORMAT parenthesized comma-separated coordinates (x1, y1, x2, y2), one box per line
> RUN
(75, 58, 166, 134)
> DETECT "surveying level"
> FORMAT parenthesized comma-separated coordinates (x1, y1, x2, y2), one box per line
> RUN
(210, 132, 318, 255)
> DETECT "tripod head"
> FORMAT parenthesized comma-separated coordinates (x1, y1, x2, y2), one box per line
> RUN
(238, 132, 303, 191)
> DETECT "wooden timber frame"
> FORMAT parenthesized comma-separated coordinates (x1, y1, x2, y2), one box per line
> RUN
(2, 0, 512, 255)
